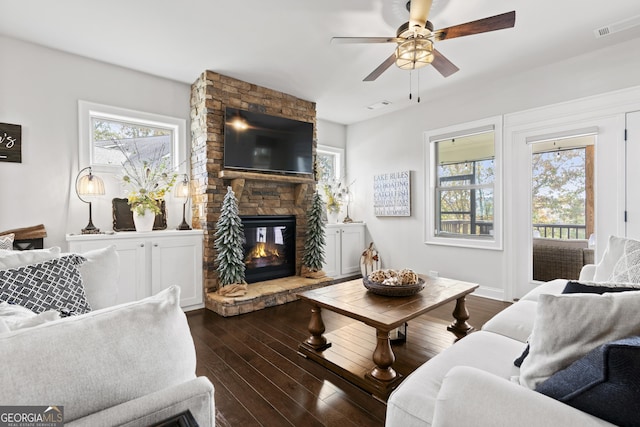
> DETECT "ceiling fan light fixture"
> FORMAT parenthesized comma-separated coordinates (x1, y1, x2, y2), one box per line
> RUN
(395, 38, 434, 70)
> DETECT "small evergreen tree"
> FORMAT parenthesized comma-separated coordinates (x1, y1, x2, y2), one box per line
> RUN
(302, 191, 326, 271)
(215, 186, 246, 286)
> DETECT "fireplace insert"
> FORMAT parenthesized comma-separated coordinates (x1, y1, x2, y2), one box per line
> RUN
(241, 215, 296, 283)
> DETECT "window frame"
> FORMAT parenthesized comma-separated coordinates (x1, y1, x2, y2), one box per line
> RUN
(78, 100, 187, 174)
(316, 145, 344, 183)
(425, 116, 503, 250)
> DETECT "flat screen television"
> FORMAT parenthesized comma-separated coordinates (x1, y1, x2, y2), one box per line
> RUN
(224, 107, 314, 175)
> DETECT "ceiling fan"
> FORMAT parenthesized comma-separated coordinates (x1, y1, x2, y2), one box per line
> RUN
(331, 0, 516, 81)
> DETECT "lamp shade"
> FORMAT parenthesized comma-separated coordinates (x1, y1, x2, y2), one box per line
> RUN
(395, 38, 434, 70)
(77, 172, 105, 197)
(174, 175, 190, 199)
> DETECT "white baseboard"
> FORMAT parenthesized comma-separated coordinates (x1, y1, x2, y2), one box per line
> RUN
(472, 285, 506, 301)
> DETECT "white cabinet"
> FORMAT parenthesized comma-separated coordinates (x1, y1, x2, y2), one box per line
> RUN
(323, 223, 365, 279)
(66, 230, 203, 310)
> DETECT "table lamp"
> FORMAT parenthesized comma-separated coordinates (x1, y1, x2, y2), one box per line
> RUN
(75, 166, 105, 234)
(175, 174, 192, 230)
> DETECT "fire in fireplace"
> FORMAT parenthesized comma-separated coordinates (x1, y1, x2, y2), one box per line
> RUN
(241, 215, 296, 283)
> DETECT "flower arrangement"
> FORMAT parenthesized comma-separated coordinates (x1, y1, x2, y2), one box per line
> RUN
(322, 181, 346, 214)
(120, 144, 177, 216)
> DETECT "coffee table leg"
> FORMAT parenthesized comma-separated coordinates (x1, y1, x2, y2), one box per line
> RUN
(447, 295, 474, 338)
(369, 329, 397, 381)
(303, 304, 331, 351)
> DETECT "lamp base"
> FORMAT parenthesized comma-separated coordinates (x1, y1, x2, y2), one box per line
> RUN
(81, 227, 102, 235)
(177, 222, 192, 231)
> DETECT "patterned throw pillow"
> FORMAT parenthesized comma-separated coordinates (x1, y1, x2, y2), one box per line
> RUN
(0, 234, 14, 250)
(609, 238, 640, 283)
(0, 255, 92, 315)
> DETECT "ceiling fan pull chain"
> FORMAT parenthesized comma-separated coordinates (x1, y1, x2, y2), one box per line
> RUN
(417, 70, 421, 103)
(409, 71, 413, 100)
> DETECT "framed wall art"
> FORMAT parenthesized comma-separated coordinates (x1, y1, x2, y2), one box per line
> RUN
(373, 170, 411, 216)
(0, 123, 22, 163)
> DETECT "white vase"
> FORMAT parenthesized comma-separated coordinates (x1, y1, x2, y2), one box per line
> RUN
(327, 210, 340, 224)
(133, 209, 155, 232)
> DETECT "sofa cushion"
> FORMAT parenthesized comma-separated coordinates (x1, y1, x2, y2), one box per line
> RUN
(386, 331, 524, 427)
(0, 247, 61, 269)
(0, 255, 91, 315)
(518, 279, 568, 302)
(519, 291, 640, 389)
(536, 335, 640, 427)
(481, 299, 536, 343)
(0, 285, 196, 423)
(0, 301, 60, 332)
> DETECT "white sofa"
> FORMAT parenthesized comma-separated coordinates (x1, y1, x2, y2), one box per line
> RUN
(0, 246, 215, 426)
(387, 235, 640, 427)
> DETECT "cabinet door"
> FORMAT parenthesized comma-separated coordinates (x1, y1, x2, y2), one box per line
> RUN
(151, 237, 203, 308)
(323, 226, 341, 278)
(68, 239, 146, 305)
(340, 226, 365, 275)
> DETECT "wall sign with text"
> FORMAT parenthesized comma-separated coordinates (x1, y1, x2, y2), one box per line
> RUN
(373, 170, 411, 216)
(0, 123, 22, 163)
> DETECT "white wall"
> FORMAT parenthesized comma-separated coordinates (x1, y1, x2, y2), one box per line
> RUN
(317, 119, 346, 150)
(0, 36, 191, 249)
(346, 37, 640, 300)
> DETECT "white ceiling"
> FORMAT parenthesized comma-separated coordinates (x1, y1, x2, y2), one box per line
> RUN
(2, 0, 640, 125)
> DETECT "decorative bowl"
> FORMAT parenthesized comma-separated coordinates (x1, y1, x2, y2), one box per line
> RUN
(362, 277, 425, 297)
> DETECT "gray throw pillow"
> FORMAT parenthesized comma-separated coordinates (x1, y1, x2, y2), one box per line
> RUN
(0, 255, 91, 315)
(536, 335, 640, 427)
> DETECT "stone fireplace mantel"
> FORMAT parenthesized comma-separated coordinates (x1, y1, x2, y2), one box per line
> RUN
(218, 169, 313, 206)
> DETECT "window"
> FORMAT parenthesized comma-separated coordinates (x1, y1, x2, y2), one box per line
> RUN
(425, 116, 503, 250)
(78, 101, 186, 173)
(316, 145, 344, 183)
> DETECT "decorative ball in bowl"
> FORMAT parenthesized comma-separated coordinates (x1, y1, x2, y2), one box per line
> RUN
(363, 269, 425, 297)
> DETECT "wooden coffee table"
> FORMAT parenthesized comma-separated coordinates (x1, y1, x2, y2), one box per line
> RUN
(297, 276, 478, 399)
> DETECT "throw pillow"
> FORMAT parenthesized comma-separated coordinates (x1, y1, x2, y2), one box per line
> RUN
(76, 245, 119, 309)
(609, 237, 640, 283)
(0, 234, 14, 250)
(593, 235, 640, 282)
(519, 291, 640, 389)
(0, 255, 92, 315)
(536, 335, 640, 427)
(0, 247, 61, 270)
(562, 280, 640, 294)
(513, 281, 637, 368)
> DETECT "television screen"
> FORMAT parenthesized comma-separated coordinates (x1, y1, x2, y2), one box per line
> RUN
(224, 107, 314, 175)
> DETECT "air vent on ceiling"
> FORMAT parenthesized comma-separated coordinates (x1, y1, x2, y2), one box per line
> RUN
(594, 14, 640, 38)
(367, 100, 392, 110)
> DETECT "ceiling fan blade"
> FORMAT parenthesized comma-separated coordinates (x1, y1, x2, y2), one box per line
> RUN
(431, 49, 459, 78)
(434, 11, 516, 41)
(331, 36, 402, 44)
(364, 53, 397, 81)
(409, 0, 434, 29)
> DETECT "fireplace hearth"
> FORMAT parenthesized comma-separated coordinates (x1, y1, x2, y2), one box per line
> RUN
(242, 215, 296, 283)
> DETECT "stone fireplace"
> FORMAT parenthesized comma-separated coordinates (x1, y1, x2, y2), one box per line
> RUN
(189, 71, 332, 316)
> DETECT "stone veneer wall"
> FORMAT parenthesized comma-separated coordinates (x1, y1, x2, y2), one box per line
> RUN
(190, 70, 317, 295)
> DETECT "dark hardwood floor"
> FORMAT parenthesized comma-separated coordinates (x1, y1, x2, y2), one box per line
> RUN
(187, 293, 510, 427)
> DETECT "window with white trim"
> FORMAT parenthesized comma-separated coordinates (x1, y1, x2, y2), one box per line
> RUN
(425, 116, 503, 250)
(78, 101, 186, 173)
(316, 145, 344, 183)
